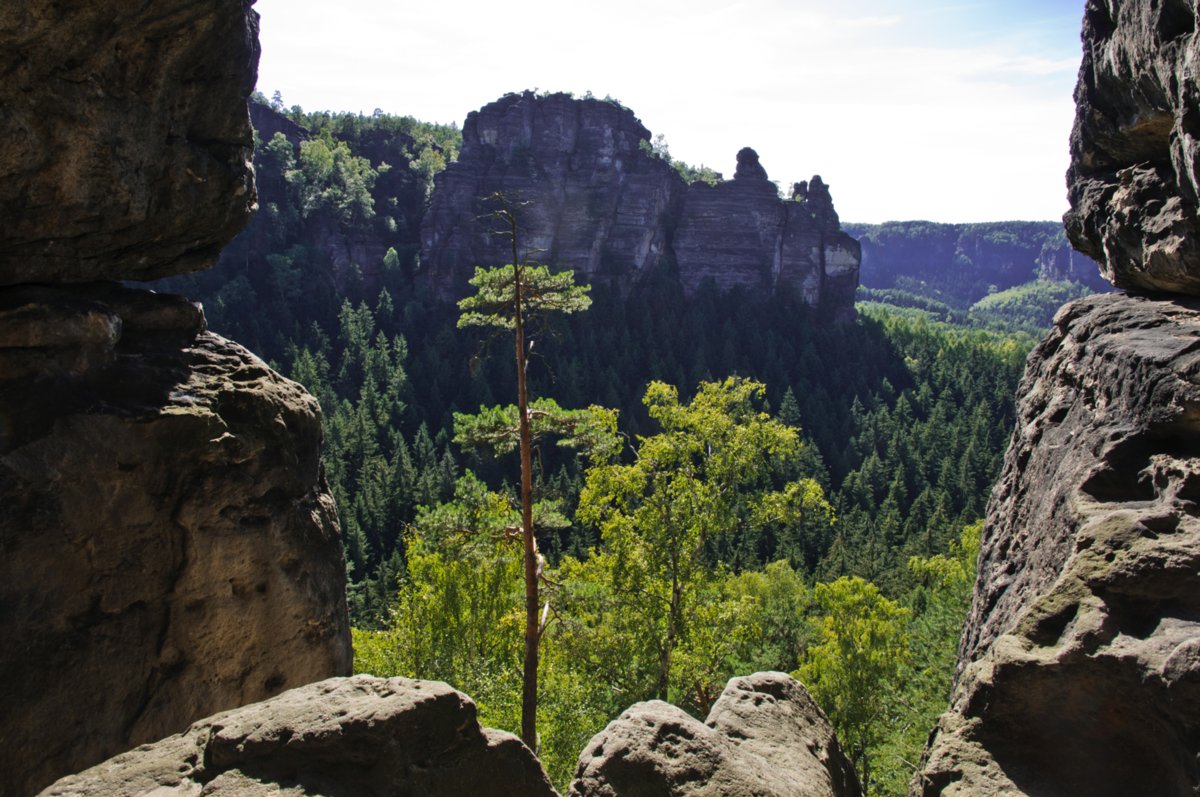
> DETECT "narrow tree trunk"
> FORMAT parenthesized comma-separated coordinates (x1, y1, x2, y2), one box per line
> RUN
(656, 580, 681, 701)
(511, 236, 539, 751)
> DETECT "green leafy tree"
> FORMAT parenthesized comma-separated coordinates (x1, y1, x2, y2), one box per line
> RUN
(798, 576, 911, 794)
(456, 195, 595, 749)
(578, 377, 832, 701)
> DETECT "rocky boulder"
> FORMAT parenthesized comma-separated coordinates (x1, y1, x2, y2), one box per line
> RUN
(0, 0, 259, 285)
(913, 292, 1200, 796)
(39, 675, 558, 797)
(0, 283, 352, 797)
(1064, 0, 1200, 293)
(570, 672, 860, 797)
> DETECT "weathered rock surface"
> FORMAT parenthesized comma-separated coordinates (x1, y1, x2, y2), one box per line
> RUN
(570, 672, 860, 797)
(39, 675, 558, 797)
(1064, 0, 1200, 293)
(914, 292, 1200, 796)
(0, 284, 352, 797)
(0, 0, 259, 285)
(420, 91, 859, 317)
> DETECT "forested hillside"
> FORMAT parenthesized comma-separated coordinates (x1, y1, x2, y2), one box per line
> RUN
(158, 97, 1038, 794)
(847, 220, 1109, 335)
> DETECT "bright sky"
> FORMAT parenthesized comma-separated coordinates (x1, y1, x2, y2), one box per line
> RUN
(254, 0, 1085, 224)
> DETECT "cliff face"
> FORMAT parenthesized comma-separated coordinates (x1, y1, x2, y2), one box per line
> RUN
(420, 92, 859, 318)
(0, 1, 258, 284)
(845, 221, 1111, 305)
(1064, 0, 1200, 293)
(915, 1, 1200, 794)
(0, 3, 352, 795)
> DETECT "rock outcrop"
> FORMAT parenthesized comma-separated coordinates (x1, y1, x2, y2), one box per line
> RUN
(39, 676, 558, 797)
(914, 293, 1200, 796)
(915, 2, 1200, 793)
(420, 91, 859, 318)
(0, 3, 352, 795)
(1, 284, 352, 797)
(570, 672, 860, 797)
(0, 0, 259, 285)
(1064, 0, 1200, 294)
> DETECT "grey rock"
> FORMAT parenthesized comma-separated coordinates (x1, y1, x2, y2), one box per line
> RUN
(1064, 0, 1200, 293)
(419, 91, 859, 318)
(571, 672, 860, 797)
(0, 0, 259, 285)
(0, 284, 352, 797)
(914, 292, 1200, 796)
(39, 675, 558, 797)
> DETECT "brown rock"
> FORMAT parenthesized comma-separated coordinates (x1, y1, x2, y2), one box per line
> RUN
(1064, 0, 1200, 293)
(39, 676, 558, 797)
(914, 292, 1200, 796)
(570, 672, 860, 797)
(0, 284, 351, 797)
(0, 0, 259, 285)
(419, 91, 859, 318)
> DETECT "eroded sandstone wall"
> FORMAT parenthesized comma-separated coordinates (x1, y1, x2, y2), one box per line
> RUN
(0, 3, 352, 795)
(915, 1, 1200, 794)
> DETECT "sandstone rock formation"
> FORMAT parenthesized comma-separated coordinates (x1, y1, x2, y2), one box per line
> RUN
(914, 3, 1200, 792)
(0, 283, 352, 797)
(1064, 0, 1200, 293)
(0, 0, 259, 285)
(0, 3, 353, 795)
(39, 676, 557, 797)
(914, 293, 1200, 796)
(570, 672, 860, 797)
(420, 91, 859, 318)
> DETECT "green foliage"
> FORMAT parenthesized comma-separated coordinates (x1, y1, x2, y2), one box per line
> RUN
(457, 264, 593, 330)
(577, 378, 832, 702)
(799, 577, 911, 794)
(454, 399, 620, 465)
(967, 279, 1091, 335)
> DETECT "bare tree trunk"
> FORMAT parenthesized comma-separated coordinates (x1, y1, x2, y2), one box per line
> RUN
(510, 223, 539, 751)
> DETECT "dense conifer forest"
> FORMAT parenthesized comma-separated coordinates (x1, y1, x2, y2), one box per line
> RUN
(157, 98, 1093, 793)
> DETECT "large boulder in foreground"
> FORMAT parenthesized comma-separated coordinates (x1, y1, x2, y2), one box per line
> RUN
(0, 284, 351, 797)
(0, 0, 259, 285)
(1065, 0, 1200, 293)
(570, 672, 860, 797)
(913, 293, 1200, 796)
(39, 676, 557, 797)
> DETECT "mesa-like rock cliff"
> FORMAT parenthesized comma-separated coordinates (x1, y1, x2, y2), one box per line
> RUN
(420, 92, 859, 319)
(915, 1, 1200, 794)
(0, 3, 352, 795)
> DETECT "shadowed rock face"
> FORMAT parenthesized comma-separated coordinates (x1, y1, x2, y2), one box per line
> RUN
(420, 92, 859, 318)
(570, 672, 861, 797)
(0, 0, 259, 284)
(913, 293, 1200, 796)
(0, 284, 352, 797)
(1065, 0, 1200, 293)
(39, 676, 558, 797)
(0, 3, 353, 794)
